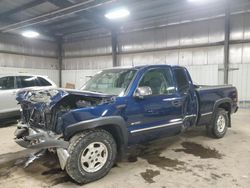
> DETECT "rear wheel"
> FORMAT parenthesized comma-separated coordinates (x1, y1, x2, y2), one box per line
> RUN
(206, 108, 229, 138)
(66, 129, 117, 184)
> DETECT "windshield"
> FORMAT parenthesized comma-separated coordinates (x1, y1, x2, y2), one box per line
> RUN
(81, 69, 137, 95)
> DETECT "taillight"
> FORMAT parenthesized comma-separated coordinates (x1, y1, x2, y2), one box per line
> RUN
(232, 91, 238, 102)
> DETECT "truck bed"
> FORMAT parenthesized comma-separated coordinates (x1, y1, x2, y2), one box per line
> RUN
(195, 84, 238, 126)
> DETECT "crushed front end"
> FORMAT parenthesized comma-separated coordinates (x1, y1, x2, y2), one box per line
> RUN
(14, 88, 113, 169)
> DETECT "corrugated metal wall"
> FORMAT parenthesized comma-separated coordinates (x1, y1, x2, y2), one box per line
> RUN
(61, 12, 250, 108)
(62, 37, 112, 88)
(0, 34, 59, 85)
(229, 13, 250, 108)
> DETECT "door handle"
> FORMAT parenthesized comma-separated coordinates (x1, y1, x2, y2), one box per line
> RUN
(172, 100, 183, 107)
(12, 91, 17, 95)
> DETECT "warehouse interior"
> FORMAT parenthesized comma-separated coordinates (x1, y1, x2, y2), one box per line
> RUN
(0, 0, 250, 107)
(0, 0, 250, 187)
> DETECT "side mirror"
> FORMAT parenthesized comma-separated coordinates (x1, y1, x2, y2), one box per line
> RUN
(134, 86, 152, 99)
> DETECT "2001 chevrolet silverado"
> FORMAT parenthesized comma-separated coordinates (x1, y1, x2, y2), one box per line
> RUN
(14, 65, 238, 184)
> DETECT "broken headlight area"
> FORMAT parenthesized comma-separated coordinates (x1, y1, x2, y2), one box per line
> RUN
(18, 89, 113, 133)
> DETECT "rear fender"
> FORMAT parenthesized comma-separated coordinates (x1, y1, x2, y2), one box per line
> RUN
(212, 98, 233, 127)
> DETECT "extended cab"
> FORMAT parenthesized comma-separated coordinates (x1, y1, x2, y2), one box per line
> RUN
(14, 65, 238, 184)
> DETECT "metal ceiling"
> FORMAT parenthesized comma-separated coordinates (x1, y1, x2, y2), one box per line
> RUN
(0, 0, 250, 41)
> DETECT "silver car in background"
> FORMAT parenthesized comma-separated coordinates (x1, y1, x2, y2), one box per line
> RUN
(0, 74, 57, 121)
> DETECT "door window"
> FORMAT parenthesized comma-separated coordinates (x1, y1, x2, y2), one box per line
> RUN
(139, 68, 175, 95)
(17, 76, 40, 88)
(174, 68, 190, 92)
(0, 76, 15, 90)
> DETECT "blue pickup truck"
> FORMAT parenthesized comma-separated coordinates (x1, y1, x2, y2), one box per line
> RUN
(15, 65, 238, 184)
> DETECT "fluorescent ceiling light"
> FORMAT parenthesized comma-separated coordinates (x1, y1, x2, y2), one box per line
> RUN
(105, 8, 130, 20)
(22, 30, 40, 38)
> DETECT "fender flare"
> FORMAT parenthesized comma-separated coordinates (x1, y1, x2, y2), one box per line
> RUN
(212, 97, 233, 127)
(213, 98, 233, 113)
(64, 116, 128, 148)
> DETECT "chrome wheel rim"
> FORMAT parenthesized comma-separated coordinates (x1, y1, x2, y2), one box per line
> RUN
(217, 115, 226, 133)
(80, 142, 108, 173)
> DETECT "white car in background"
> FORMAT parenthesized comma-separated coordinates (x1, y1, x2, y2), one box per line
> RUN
(0, 74, 57, 121)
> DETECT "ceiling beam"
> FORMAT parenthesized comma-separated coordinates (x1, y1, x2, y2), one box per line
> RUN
(0, 0, 115, 33)
(0, 0, 57, 38)
(47, 0, 113, 31)
(0, 0, 47, 20)
(47, 0, 74, 8)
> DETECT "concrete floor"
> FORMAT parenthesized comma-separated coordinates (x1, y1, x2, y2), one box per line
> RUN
(0, 109, 249, 188)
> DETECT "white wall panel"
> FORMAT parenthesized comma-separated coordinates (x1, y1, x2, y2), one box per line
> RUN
(0, 34, 57, 57)
(180, 23, 193, 45)
(243, 13, 250, 39)
(165, 50, 179, 65)
(154, 28, 167, 48)
(186, 65, 219, 85)
(230, 14, 244, 40)
(242, 44, 250, 64)
(207, 46, 224, 65)
(231, 13, 250, 41)
(0, 53, 58, 69)
(119, 46, 223, 67)
(179, 50, 193, 66)
(0, 66, 59, 86)
(62, 69, 100, 89)
(208, 18, 225, 43)
(166, 25, 180, 47)
(63, 56, 112, 70)
(229, 64, 250, 102)
(118, 17, 225, 54)
(193, 21, 209, 44)
(63, 37, 111, 56)
(192, 48, 208, 65)
(229, 44, 243, 64)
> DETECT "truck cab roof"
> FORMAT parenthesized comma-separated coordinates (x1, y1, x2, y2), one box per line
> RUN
(104, 64, 185, 71)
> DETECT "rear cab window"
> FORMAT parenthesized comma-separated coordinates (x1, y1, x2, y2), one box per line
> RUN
(173, 68, 190, 93)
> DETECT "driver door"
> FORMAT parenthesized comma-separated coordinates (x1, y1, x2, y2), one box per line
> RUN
(125, 68, 184, 145)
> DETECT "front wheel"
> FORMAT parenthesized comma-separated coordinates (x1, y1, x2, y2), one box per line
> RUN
(206, 108, 229, 138)
(66, 129, 117, 184)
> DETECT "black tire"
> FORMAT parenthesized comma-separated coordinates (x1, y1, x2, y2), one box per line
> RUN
(66, 129, 117, 184)
(206, 108, 229, 138)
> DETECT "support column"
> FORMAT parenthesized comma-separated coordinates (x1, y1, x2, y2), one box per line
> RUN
(224, 0, 230, 84)
(57, 37, 63, 87)
(111, 30, 118, 67)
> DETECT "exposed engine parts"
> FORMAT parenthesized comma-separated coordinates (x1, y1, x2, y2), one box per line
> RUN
(17, 89, 114, 133)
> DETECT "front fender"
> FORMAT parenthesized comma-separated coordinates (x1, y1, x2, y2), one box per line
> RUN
(63, 116, 128, 146)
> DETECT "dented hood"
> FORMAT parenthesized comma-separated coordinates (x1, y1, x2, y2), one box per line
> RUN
(16, 88, 114, 109)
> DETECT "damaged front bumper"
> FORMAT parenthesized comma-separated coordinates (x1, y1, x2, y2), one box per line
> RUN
(14, 124, 70, 170)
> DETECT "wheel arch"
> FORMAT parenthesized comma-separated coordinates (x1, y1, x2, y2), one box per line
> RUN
(64, 116, 128, 160)
(213, 98, 232, 127)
